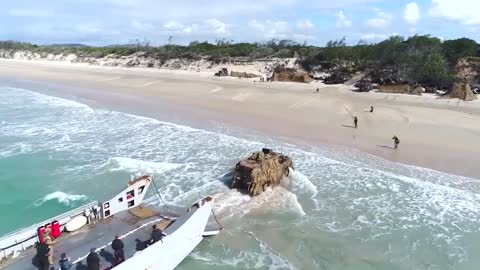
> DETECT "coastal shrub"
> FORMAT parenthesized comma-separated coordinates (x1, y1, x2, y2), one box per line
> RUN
(0, 34, 478, 87)
(442, 38, 479, 66)
(412, 53, 453, 86)
(250, 46, 275, 59)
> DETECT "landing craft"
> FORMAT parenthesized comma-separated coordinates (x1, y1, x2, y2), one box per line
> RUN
(0, 175, 222, 270)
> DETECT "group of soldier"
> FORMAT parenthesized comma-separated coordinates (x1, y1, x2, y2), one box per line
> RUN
(316, 88, 402, 150)
(36, 224, 167, 270)
(352, 106, 400, 150)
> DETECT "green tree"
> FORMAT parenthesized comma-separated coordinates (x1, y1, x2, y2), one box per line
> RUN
(373, 36, 405, 65)
(405, 35, 442, 52)
(442, 38, 478, 65)
(251, 46, 274, 58)
(413, 53, 451, 85)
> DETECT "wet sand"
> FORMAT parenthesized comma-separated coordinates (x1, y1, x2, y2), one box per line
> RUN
(1, 59, 479, 179)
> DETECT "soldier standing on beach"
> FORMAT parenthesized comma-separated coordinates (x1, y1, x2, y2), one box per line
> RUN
(392, 136, 400, 149)
(354, 116, 358, 128)
(370, 106, 374, 113)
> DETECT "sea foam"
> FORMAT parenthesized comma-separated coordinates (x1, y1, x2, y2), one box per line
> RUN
(107, 157, 182, 174)
(2, 86, 480, 268)
(34, 191, 88, 207)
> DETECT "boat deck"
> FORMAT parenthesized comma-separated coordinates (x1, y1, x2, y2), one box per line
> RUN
(0, 206, 173, 270)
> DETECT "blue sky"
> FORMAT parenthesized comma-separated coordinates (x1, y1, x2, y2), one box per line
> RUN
(1, 0, 479, 46)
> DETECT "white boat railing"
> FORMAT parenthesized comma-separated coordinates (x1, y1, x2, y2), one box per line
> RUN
(0, 201, 98, 260)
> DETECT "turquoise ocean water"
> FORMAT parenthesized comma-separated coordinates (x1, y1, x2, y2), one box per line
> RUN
(1, 85, 480, 270)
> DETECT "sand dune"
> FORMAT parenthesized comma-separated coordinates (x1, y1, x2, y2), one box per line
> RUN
(0, 59, 479, 178)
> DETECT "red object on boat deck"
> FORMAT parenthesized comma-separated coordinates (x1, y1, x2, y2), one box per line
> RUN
(51, 221, 61, 238)
(44, 223, 52, 236)
(37, 226, 45, 243)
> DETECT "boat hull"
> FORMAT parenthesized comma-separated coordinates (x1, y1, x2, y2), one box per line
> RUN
(114, 199, 213, 270)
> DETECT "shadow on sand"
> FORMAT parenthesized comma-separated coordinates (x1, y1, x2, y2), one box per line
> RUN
(376, 145, 395, 150)
(341, 125, 356, 129)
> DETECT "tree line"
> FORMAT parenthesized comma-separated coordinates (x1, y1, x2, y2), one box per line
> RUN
(1, 35, 479, 86)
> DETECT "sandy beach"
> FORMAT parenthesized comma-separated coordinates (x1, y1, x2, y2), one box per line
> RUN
(1, 59, 479, 179)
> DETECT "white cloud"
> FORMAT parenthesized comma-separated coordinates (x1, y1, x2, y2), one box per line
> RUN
(8, 9, 53, 17)
(355, 32, 398, 41)
(293, 33, 315, 41)
(160, 19, 229, 37)
(429, 0, 480, 25)
(75, 23, 102, 34)
(267, 21, 290, 38)
(182, 24, 200, 34)
(336, 11, 352, 29)
(182, 24, 198, 34)
(296, 19, 314, 30)
(3, 0, 479, 45)
(248, 20, 266, 32)
(131, 19, 154, 32)
(361, 33, 388, 40)
(205, 18, 230, 35)
(404, 2, 420, 25)
(365, 9, 392, 29)
(247, 19, 291, 38)
(163, 21, 183, 30)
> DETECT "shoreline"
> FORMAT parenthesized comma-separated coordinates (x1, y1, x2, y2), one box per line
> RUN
(1, 59, 480, 179)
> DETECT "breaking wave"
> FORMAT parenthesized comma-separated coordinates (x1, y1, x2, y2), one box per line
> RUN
(213, 187, 306, 220)
(190, 231, 296, 270)
(2, 86, 480, 269)
(34, 191, 88, 207)
(107, 157, 182, 174)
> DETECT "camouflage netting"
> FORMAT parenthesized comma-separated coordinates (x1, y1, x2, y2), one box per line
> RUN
(378, 84, 422, 95)
(447, 83, 477, 101)
(270, 66, 313, 83)
(230, 71, 260, 78)
(456, 57, 480, 87)
(232, 149, 294, 196)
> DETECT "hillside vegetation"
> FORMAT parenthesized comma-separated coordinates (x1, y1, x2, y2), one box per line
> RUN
(1, 35, 479, 87)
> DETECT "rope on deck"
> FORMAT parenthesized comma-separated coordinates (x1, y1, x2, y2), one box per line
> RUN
(211, 209, 224, 231)
(151, 176, 170, 210)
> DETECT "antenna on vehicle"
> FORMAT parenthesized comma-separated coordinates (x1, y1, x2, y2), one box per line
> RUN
(151, 176, 170, 210)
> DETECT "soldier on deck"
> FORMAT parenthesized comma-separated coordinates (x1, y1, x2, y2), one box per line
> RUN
(35, 242, 50, 270)
(43, 228, 54, 265)
(87, 248, 101, 270)
(150, 225, 167, 244)
(59, 253, 73, 270)
(111, 234, 125, 264)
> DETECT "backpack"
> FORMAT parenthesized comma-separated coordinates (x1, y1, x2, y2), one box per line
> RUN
(59, 258, 73, 270)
